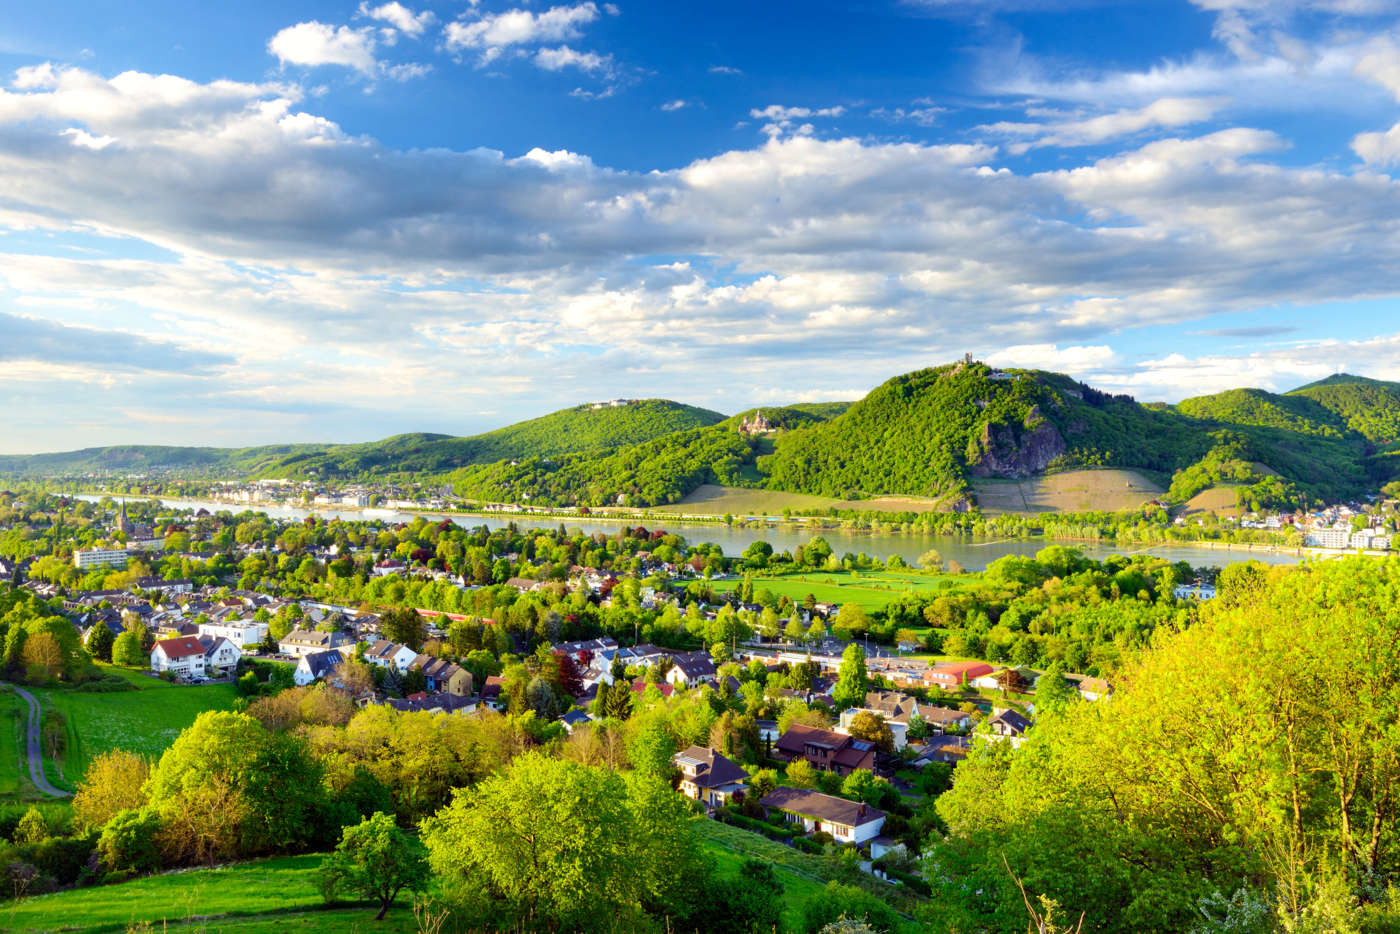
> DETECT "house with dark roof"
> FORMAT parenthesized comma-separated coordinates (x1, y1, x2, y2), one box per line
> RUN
(279, 628, 351, 658)
(665, 650, 717, 689)
(150, 636, 207, 679)
(480, 675, 506, 710)
(385, 692, 477, 715)
(294, 650, 345, 686)
(773, 723, 876, 776)
(837, 689, 928, 750)
(197, 635, 241, 675)
(987, 708, 1032, 747)
(411, 655, 473, 696)
(759, 787, 886, 845)
(673, 745, 748, 808)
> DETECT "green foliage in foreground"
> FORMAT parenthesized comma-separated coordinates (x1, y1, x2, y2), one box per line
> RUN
(929, 557, 1400, 934)
(2, 853, 421, 933)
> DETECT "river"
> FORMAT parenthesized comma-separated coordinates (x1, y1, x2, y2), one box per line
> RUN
(79, 494, 1313, 571)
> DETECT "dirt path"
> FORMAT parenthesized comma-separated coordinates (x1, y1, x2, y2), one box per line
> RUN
(8, 685, 70, 798)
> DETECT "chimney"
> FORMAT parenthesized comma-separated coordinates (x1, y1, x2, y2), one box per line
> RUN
(857, 804, 866, 820)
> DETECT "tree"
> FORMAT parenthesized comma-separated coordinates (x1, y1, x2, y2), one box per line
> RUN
(22, 631, 64, 682)
(627, 722, 677, 780)
(833, 602, 870, 638)
(1035, 661, 1075, 712)
(318, 811, 429, 921)
(786, 758, 818, 789)
(845, 711, 894, 754)
(14, 806, 47, 844)
(85, 624, 115, 663)
(97, 808, 164, 875)
(918, 548, 944, 572)
(112, 626, 147, 668)
(801, 881, 902, 934)
(421, 752, 697, 931)
(380, 607, 427, 651)
(73, 749, 151, 830)
(832, 643, 869, 711)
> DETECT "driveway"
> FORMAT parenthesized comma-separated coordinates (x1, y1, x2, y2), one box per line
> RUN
(8, 685, 71, 798)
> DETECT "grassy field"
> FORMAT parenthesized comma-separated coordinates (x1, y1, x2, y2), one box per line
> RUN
(1181, 485, 1244, 518)
(31, 666, 239, 791)
(707, 570, 974, 611)
(653, 484, 948, 517)
(974, 468, 1162, 515)
(3, 854, 419, 933)
(0, 688, 26, 798)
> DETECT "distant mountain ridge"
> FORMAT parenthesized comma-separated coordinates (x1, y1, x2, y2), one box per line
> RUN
(5, 367, 1400, 512)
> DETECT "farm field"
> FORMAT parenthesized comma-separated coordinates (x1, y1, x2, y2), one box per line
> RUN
(31, 666, 238, 791)
(973, 469, 1162, 515)
(653, 484, 947, 517)
(706, 569, 975, 611)
(3, 853, 418, 933)
(1180, 485, 1244, 517)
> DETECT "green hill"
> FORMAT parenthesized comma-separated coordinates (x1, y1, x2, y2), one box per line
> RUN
(1176, 388, 1349, 439)
(253, 399, 726, 479)
(0, 400, 725, 481)
(1287, 373, 1400, 445)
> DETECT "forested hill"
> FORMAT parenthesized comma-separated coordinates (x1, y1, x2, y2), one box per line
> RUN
(0, 399, 725, 480)
(448, 363, 1398, 508)
(5, 366, 1399, 511)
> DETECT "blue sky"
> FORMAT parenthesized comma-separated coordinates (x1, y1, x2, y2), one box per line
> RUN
(4, 0, 1400, 453)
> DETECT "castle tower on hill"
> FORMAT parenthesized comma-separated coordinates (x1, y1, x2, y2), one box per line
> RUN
(739, 410, 773, 434)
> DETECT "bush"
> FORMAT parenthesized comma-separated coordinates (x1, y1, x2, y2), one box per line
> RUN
(793, 836, 825, 854)
(811, 830, 835, 846)
(886, 866, 931, 896)
(72, 673, 136, 693)
(96, 808, 163, 876)
(21, 833, 98, 886)
(800, 881, 903, 933)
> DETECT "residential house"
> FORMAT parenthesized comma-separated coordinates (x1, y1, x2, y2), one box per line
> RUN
(838, 690, 925, 750)
(294, 650, 345, 687)
(364, 640, 417, 673)
(986, 709, 1032, 747)
(197, 620, 269, 648)
(198, 635, 241, 676)
(665, 651, 717, 689)
(480, 675, 506, 710)
(673, 745, 748, 808)
(411, 656, 473, 696)
(150, 636, 207, 679)
(920, 706, 973, 734)
(279, 628, 351, 658)
(1065, 673, 1112, 701)
(759, 787, 886, 845)
(560, 709, 593, 733)
(774, 723, 876, 776)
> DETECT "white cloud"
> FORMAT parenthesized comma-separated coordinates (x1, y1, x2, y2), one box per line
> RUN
(10, 66, 1400, 443)
(749, 104, 846, 136)
(534, 45, 611, 73)
(358, 2, 435, 37)
(444, 3, 600, 60)
(268, 22, 380, 76)
(980, 97, 1225, 152)
(1352, 120, 1400, 164)
(708, 65, 743, 75)
(661, 98, 688, 111)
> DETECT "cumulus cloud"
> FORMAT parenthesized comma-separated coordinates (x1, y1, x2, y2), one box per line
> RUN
(534, 46, 612, 73)
(268, 22, 380, 75)
(358, 1, 435, 37)
(661, 99, 688, 111)
(0, 310, 232, 372)
(444, 3, 600, 61)
(8, 65, 1400, 444)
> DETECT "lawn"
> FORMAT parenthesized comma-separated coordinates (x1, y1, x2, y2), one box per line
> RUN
(0, 688, 25, 798)
(31, 665, 239, 791)
(707, 569, 976, 611)
(3, 853, 420, 934)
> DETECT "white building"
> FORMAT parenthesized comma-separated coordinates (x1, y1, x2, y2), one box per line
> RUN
(759, 787, 887, 845)
(74, 548, 130, 570)
(198, 636, 241, 675)
(1306, 527, 1351, 549)
(364, 639, 418, 673)
(294, 650, 345, 686)
(150, 636, 207, 679)
(198, 620, 270, 648)
(279, 628, 352, 658)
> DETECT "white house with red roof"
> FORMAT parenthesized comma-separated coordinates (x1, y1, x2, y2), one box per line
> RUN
(150, 636, 207, 679)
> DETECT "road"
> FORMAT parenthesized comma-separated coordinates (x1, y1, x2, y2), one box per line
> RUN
(8, 685, 70, 797)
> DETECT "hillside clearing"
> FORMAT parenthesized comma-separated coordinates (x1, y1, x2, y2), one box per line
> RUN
(654, 484, 947, 517)
(31, 666, 238, 791)
(1180, 485, 1244, 517)
(974, 469, 1162, 515)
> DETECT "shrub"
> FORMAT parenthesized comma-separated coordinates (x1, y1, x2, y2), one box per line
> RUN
(97, 808, 163, 876)
(793, 836, 825, 854)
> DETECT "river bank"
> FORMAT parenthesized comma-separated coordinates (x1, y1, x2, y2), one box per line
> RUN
(75, 493, 1333, 571)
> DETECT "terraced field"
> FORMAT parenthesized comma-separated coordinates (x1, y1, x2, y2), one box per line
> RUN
(974, 469, 1163, 514)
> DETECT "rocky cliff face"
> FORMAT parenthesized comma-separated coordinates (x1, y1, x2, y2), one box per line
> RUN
(968, 406, 1066, 478)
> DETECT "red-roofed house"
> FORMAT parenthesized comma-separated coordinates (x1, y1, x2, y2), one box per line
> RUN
(924, 662, 994, 689)
(150, 636, 207, 679)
